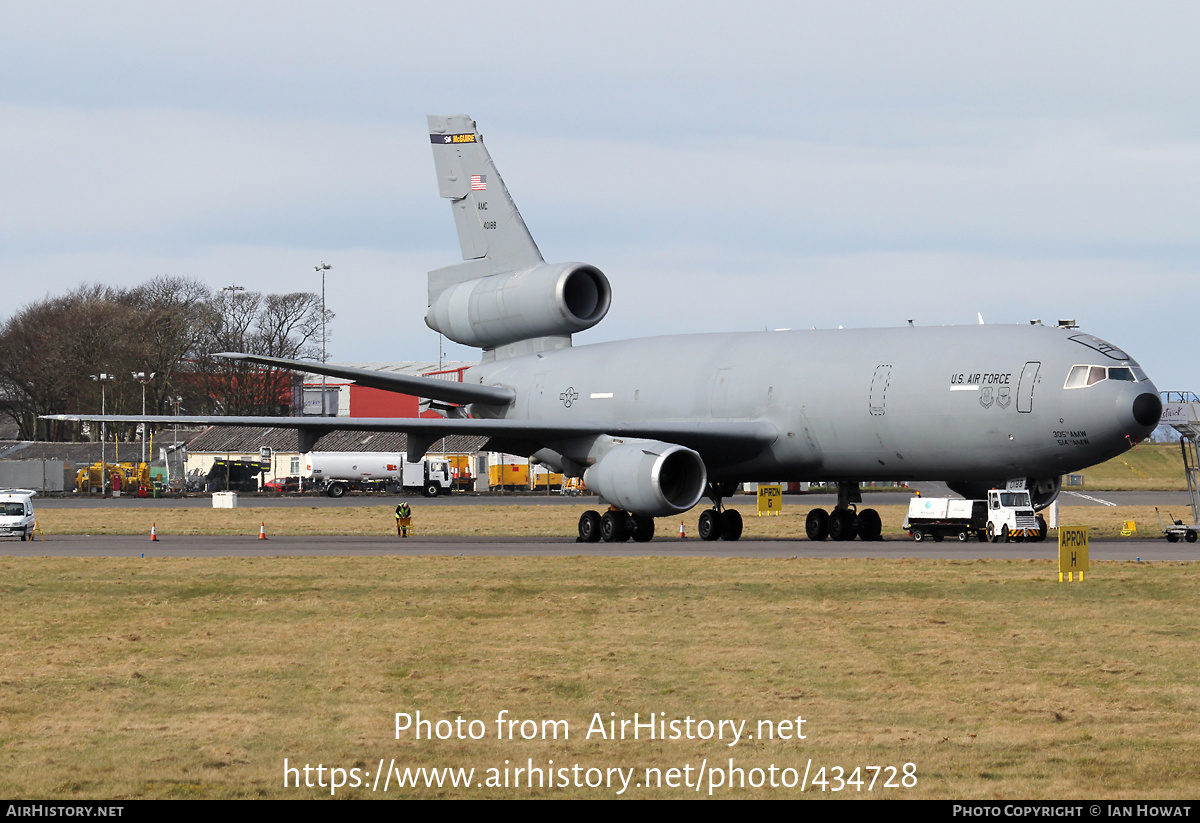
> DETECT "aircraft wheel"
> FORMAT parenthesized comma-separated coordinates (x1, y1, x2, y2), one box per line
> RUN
(327, 482, 347, 498)
(631, 515, 655, 543)
(698, 509, 724, 541)
(913, 530, 925, 543)
(719, 509, 743, 541)
(858, 508, 882, 541)
(601, 511, 628, 543)
(578, 511, 601, 543)
(805, 508, 829, 541)
(1167, 532, 1180, 543)
(1187, 530, 1197, 544)
(828, 509, 857, 542)
(423, 482, 440, 498)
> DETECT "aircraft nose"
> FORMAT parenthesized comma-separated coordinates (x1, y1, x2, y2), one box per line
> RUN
(1132, 392, 1163, 428)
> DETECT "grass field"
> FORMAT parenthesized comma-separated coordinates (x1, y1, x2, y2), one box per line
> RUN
(1081, 442, 1187, 491)
(29, 500, 1188, 540)
(1, 555, 1197, 799)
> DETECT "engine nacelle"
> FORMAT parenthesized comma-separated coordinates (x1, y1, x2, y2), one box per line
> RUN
(946, 476, 1062, 511)
(426, 262, 611, 349)
(583, 441, 707, 517)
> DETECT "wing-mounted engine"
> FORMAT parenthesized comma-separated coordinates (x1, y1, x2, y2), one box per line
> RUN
(947, 476, 1062, 511)
(582, 440, 708, 518)
(426, 261, 611, 350)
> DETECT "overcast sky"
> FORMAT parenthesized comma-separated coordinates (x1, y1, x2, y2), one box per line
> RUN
(3, 2, 1198, 389)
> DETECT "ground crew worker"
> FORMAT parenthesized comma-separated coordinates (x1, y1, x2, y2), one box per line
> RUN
(395, 501, 411, 538)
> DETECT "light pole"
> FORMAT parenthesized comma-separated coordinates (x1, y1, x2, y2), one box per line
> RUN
(315, 262, 332, 416)
(131, 371, 156, 465)
(171, 396, 183, 449)
(91, 373, 113, 495)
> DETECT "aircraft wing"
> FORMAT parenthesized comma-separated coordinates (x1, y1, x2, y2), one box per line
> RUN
(213, 352, 514, 407)
(41, 413, 777, 462)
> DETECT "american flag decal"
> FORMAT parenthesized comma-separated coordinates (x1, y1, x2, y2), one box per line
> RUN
(471, 175, 487, 191)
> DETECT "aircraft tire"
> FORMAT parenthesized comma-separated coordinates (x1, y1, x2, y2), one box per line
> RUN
(578, 511, 601, 543)
(806, 508, 829, 541)
(828, 509, 855, 541)
(631, 515, 655, 543)
(601, 511, 628, 543)
(698, 509, 724, 541)
(1187, 530, 1197, 544)
(719, 510, 743, 541)
(859, 508, 882, 541)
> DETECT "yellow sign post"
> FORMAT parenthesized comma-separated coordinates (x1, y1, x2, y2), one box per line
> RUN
(757, 484, 782, 516)
(1058, 526, 1089, 582)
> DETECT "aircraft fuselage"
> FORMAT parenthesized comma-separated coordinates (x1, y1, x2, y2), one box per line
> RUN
(469, 323, 1160, 485)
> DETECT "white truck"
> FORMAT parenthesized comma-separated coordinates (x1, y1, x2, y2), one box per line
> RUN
(303, 452, 453, 498)
(905, 489, 1046, 543)
(0, 489, 37, 541)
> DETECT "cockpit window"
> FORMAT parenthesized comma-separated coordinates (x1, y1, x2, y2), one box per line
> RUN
(1064, 364, 1148, 389)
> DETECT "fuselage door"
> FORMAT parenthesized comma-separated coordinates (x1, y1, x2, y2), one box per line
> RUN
(1017, 361, 1041, 414)
(870, 364, 892, 416)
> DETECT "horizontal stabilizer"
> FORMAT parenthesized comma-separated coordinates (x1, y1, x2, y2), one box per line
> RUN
(214, 353, 514, 407)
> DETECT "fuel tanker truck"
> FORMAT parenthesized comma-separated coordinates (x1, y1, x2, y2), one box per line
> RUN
(303, 452, 452, 498)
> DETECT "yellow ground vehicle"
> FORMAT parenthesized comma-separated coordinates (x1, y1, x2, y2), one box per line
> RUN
(488, 463, 529, 489)
(75, 462, 150, 494)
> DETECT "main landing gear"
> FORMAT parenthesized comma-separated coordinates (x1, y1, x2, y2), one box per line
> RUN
(805, 482, 883, 542)
(578, 509, 655, 543)
(697, 481, 743, 542)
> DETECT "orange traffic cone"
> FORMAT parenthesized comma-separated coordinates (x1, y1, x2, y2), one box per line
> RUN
(678, 522, 686, 539)
(150, 523, 159, 542)
(258, 522, 268, 540)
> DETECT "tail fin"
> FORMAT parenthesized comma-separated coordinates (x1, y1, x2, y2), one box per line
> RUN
(424, 116, 612, 358)
(427, 115, 542, 301)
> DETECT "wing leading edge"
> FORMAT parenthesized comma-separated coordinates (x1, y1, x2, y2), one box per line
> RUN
(214, 353, 514, 407)
(41, 413, 777, 463)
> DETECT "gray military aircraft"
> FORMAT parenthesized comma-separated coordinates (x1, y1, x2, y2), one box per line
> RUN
(46, 115, 1164, 543)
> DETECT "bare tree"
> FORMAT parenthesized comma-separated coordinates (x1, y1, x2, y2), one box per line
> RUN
(0, 277, 332, 439)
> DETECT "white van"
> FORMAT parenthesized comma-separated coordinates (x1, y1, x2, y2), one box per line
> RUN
(0, 490, 37, 541)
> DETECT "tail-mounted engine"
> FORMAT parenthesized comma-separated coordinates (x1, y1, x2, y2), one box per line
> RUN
(425, 262, 611, 350)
